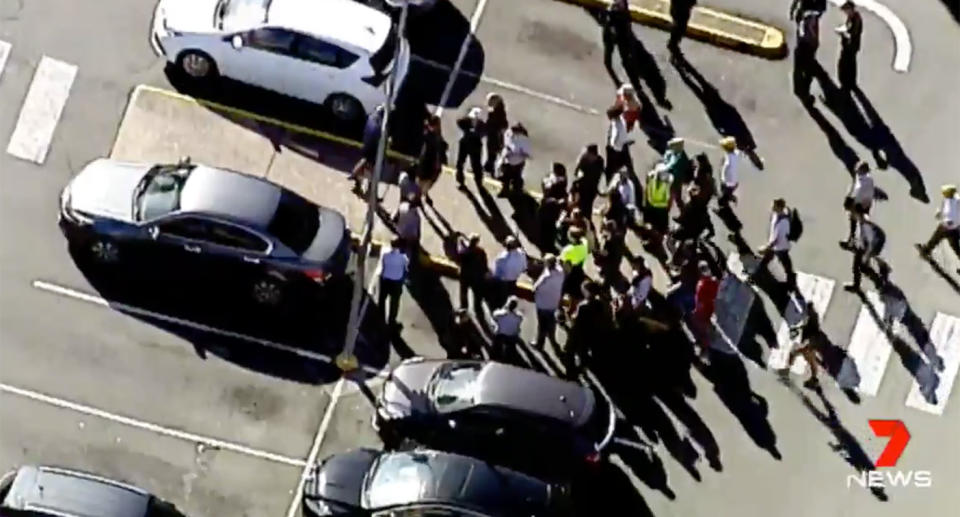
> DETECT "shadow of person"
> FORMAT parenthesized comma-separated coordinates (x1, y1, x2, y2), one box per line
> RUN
(460, 183, 515, 243)
(575, 459, 658, 516)
(794, 386, 889, 501)
(941, 0, 960, 23)
(671, 55, 764, 170)
(610, 443, 677, 502)
(802, 102, 861, 174)
(507, 192, 546, 251)
(623, 29, 671, 109)
(918, 254, 960, 294)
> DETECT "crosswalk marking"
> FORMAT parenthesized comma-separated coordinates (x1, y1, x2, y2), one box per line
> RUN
(905, 313, 960, 415)
(841, 291, 894, 396)
(6, 55, 77, 164)
(768, 272, 836, 374)
(0, 40, 10, 81)
(710, 253, 756, 356)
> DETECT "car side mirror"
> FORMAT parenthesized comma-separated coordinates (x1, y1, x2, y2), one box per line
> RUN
(231, 35, 244, 50)
(148, 226, 160, 240)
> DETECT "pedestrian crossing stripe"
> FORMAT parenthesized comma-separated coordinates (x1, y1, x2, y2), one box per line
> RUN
(905, 313, 960, 416)
(7, 55, 77, 164)
(709, 253, 756, 356)
(0, 40, 10, 81)
(768, 272, 835, 375)
(841, 291, 894, 397)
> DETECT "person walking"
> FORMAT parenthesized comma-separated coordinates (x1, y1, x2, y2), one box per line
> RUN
(395, 193, 422, 258)
(564, 281, 612, 379)
(844, 206, 890, 292)
(456, 233, 489, 313)
(668, 0, 697, 58)
(560, 227, 590, 300)
(416, 115, 448, 204)
(595, 219, 626, 285)
(674, 184, 712, 242)
(793, 8, 821, 104)
(397, 170, 421, 206)
(644, 163, 675, 245)
(747, 198, 797, 288)
(378, 237, 409, 328)
(492, 236, 528, 308)
(781, 300, 826, 389)
(663, 137, 693, 209)
(691, 260, 719, 361)
(604, 105, 635, 182)
(835, 1, 863, 92)
(532, 254, 565, 349)
(492, 296, 524, 361)
(629, 258, 654, 312)
(916, 184, 960, 275)
(455, 107, 486, 187)
(349, 104, 385, 194)
(496, 123, 532, 197)
(605, 167, 639, 226)
(717, 137, 740, 210)
(540, 163, 569, 252)
(840, 161, 875, 248)
(484, 93, 508, 174)
(789, 0, 826, 23)
(574, 144, 605, 213)
(615, 84, 642, 132)
(601, 0, 634, 85)
(542, 162, 569, 200)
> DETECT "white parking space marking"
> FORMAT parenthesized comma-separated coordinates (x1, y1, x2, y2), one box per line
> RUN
(769, 272, 835, 374)
(0, 40, 11, 81)
(0, 382, 307, 467)
(828, 0, 912, 73)
(436, 0, 489, 116)
(7, 56, 77, 164)
(285, 378, 345, 517)
(31, 280, 389, 378)
(710, 253, 756, 356)
(906, 313, 960, 415)
(841, 291, 894, 396)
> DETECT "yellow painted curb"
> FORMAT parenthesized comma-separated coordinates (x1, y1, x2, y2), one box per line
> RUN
(557, 0, 787, 59)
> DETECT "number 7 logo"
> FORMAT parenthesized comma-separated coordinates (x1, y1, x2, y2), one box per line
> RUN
(869, 419, 911, 468)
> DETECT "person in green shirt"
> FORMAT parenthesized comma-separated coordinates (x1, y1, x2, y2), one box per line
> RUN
(662, 137, 692, 206)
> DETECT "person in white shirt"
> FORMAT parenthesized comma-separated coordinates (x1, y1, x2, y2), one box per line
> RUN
(748, 198, 797, 288)
(492, 236, 528, 307)
(492, 296, 524, 360)
(845, 206, 889, 292)
(841, 161, 875, 247)
(531, 254, 565, 349)
(379, 238, 410, 327)
(628, 258, 653, 311)
(717, 136, 740, 209)
(497, 123, 531, 197)
(917, 184, 960, 274)
(604, 105, 635, 182)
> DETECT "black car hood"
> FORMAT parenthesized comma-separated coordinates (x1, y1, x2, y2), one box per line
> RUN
(304, 449, 379, 507)
(380, 361, 440, 418)
(301, 208, 347, 265)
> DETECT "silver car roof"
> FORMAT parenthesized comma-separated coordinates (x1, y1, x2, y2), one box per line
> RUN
(3, 465, 150, 517)
(179, 165, 282, 230)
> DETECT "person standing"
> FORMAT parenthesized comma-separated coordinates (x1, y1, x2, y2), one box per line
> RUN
(416, 115, 448, 204)
(605, 105, 635, 182)
(601, 0, 634, 85)
(540, 163, 569, 252)
(397, 170, 421, 206)
(595, 219, 626, 285)
(455, 107, 486, 187)
(457, 233, 489, 313)
(605, 168, 639, 225)
(574, 144, 605, 214)
(674, 185, 712, 242)
(542, 162, 569, 200)
(484, 93, 508, 174)
(628, 258, 654, 312)
(532, 254, 565, 349)
(793, 8, 821, 104)
(492, 236, 528, 308)
(835, 1, 863, 92)
(560, 227, 590, 300)
(395, 193, 421, 258)
(916, 184, 960, 274)
(349, 105, 385, 193)
(379, 237, 409, 328)
(668, 0, 697, 58)
(840, 161, 875, 248)
(497, 123, 532, 197)
(691, 261, 719, 361)
(644, 163, 675, 245)
(615, 84, 642, 132)
(564, 281, 612, 380)
(844, 206, 889, 292)
(492, 296, 524, 361)
(747, 198, 797, 288)
(717, 137, 740, 210)
(663, 137, 693, 207)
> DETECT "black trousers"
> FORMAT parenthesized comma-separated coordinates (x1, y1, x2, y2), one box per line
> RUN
(668, 11, 692, 51)
(755, 249, 797, 287)
(793, 45, 818, 98)
(838, 48, 858, 91)
(535, 309, 558, 347)
(493, 334, 519, 361)
(718, 184, 737, 208)
(459, 278, 485, 312)
(605, 145, 635, 182)
(378, 277, 403, 325)
(499, 162, 525, 195)
(456, 143, 482, 184)
(922, 225, 960, 257)
(484, 132, 502, 173)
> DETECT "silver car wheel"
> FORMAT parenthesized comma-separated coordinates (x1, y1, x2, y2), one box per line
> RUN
(181, 53, 211, 78)
(90, 240, 119, 264)
(252, 279, 283, 306)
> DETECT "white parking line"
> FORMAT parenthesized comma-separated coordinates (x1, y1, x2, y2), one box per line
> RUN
(285, 377, 345, 517)
(905, 313, 960, 415)
(769, 272, 835, 374)
(827, 0, 912, 72)
(7, 56, 77, 164)
(0, 40, 11, 81)
(435, 0, 489, 116)
(0, 382, 306, 467)
(842, 290, 894, 396)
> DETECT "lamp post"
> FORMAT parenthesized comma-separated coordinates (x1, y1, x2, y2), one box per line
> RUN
(337, 1, 414, 372)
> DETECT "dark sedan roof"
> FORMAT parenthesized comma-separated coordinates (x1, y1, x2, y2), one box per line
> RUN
(474, 362, 596, 427)
(363, 449, 558, 514)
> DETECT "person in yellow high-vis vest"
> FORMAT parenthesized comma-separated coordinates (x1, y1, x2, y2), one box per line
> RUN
(644, 163, 675, 243)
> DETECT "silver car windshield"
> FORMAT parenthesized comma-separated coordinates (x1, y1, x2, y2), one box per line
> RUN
(134, 165, 193, 221)
(428, 363, 482, 413)
(216, 0, 270, 31)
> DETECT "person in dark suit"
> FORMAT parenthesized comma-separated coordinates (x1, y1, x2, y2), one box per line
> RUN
(668, 0, 697, 58)
(835, 1, 863, 92)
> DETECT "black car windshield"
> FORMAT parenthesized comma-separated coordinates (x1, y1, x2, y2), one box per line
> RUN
(216, 0, 270, 30)
(362, 451, 434, 509)
(368, 24, 398, 75)
(428, 362, 482, 412)
(134, 164, 193, 221)
(266, 190, 320, 254)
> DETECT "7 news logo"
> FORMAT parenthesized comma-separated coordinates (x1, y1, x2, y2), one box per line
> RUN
(846, 420, 933, 489)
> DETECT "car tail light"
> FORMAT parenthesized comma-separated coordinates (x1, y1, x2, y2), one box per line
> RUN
(304, 269, 330, 284)
(584, 451, 602, 465)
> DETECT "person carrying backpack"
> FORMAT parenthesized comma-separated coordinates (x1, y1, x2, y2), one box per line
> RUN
(844, 205, 890, 292)
(747, 198, 798, 289)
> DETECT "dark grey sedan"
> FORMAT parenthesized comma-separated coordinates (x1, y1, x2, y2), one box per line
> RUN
(58, 157, 352, 306)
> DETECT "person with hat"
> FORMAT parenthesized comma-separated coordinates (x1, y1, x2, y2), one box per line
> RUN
(841, 160, 875, 249)
(560, 227, 590, 300)
(717, 136, 741, 210)
(492, 296, 524, 361)
(835, 0, 862, 92)
(484, 93, 508, 174)
(916, 185, 960, 274)
(644, 163, 676, 245)
(456, 233, 489, 313)
(492, 236, 528, 308)
(532, 254, 565, 349)
(455, 107, 487, 187)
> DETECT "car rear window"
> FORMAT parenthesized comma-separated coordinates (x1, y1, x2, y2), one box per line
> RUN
(266, 190, 320, 254)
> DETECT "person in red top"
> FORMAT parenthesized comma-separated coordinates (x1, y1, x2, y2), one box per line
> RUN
(615, 84, 642, 131)
(691, 260, 719, 362)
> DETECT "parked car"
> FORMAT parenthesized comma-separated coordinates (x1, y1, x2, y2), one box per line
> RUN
(151, 0, 411, 123)
(0, 465, 183, 516)
(58, 157, 352, 307)
(302, 448, 573, 516)
(373, 359, 617, 479)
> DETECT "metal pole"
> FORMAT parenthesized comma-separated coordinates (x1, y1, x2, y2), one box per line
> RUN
(337, 2, 409, 372)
